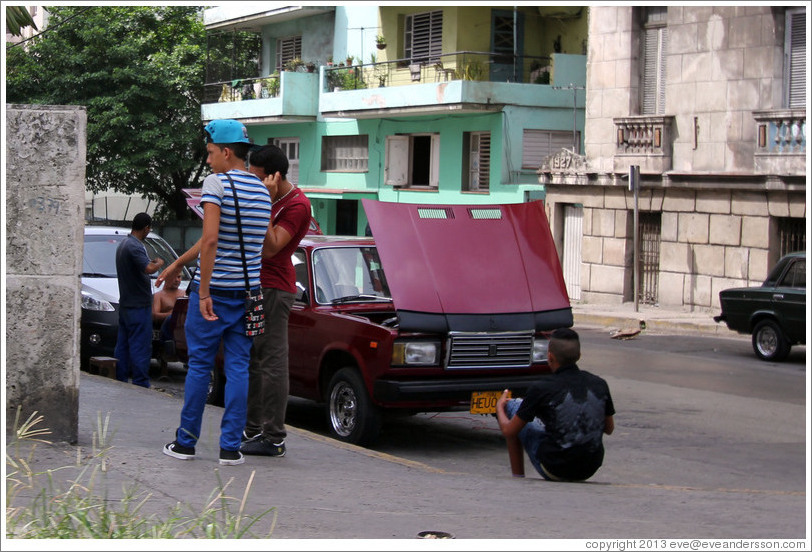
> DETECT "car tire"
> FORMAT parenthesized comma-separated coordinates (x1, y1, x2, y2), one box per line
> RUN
(326, 367, 381, 446)
(207, 367, 225, 407)
(752, 319, 791, 362)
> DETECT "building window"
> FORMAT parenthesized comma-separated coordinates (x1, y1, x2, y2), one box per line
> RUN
(776, 216, 806, 258)
(641, 7, 667, 115)
(522, 129, 578, 169)
(321, 135, 369, 172)
(785, 7, 806, 108)
(405, 10, 443, 63)
(384, 134, 440, 188)
(270, 137, 300, 185)
(276, 35, 302, 72)
(462, 132, 491, 192)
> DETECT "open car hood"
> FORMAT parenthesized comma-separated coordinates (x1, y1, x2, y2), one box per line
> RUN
(362, 199, 572, 333)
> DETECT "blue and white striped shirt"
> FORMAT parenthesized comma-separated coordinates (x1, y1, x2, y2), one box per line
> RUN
(195, 169, 272, 290)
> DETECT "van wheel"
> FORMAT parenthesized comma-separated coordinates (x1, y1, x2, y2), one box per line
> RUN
(752, 319, 790, 362)
(326, 368, 381, 446)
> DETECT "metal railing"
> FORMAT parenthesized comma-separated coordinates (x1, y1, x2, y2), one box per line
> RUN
(204, 75, 282, 104)
(322, 51, 553, 92)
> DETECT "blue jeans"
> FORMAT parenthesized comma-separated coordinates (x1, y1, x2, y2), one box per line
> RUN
(505, 398, 560, 481)
(114, 306, 152, 388)
(176, 289, 252, 452)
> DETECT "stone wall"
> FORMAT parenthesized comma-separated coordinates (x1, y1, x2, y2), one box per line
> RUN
(5, 105, 87, 443)
(545, 182, 806, 310)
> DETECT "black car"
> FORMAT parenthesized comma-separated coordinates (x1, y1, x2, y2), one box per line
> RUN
(81, 225, 190, 370)
(714, 251, 806, 361)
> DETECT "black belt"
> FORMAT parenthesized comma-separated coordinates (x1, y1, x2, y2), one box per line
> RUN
(188, 281, 259, 299)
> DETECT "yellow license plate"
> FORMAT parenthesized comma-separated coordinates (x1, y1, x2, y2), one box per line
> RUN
(470, 390, 503, 414)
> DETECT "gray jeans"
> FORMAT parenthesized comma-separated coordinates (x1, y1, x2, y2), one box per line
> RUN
(246, 287, 295, 443)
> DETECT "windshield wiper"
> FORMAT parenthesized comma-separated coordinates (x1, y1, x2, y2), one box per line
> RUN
(331, 294, 391, 304)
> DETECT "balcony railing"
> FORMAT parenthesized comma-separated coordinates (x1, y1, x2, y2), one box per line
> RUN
(753, 109, 806, 154)
(753, 109, 806, 175)
(322, 51, 552, 93)
(613, 115, 675, 173)
(204, 75, 282, 104)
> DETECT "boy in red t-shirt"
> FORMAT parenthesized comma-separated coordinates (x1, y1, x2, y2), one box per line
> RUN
(242, 145, 313, 457)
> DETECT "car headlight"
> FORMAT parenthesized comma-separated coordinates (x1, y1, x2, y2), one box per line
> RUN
(392, 342, 439, 366)
(81, 290, 115, 312)
(532, 337, 549, 363)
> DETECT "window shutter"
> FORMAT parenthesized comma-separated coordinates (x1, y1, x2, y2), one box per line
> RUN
(405, 10, 443, 63)
(429, 134, 441, 188)
(384, 136, 409, 186)
(786, 8, 806, 108)
(472, 132, 491, 191)
(642, 28, 659, 114)
(522, 130, 576, 168)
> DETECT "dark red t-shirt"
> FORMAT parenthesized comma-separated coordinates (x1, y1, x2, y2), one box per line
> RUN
(260, 187, 312, 293)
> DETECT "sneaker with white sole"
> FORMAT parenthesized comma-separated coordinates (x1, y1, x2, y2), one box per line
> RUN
(241, 437, 286, 457)
(163, 441, 195, 460)
(219, 448, 245, 465)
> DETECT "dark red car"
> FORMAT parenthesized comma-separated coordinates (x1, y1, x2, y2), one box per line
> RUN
(168, 200, 571, 445)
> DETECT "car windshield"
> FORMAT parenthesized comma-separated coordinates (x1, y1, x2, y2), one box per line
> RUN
(83, 234, 190, 280)
(312, 246, 391, 304)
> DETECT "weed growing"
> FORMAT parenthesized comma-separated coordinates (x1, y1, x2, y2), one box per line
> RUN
(5, 408, 277, 539)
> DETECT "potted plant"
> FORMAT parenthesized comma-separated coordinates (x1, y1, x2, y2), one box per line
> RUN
(346, 55, 354, 66)
(376, 34, 386, 50)
(306, 61, 316, 73)
(284, 57, 303, 72)
(262, 72, 280, 97)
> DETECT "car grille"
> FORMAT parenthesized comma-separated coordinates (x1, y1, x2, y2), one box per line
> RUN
(446, 332, 534, 369)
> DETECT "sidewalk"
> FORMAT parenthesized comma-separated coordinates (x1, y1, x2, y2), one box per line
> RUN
(571, 301, 731, 337)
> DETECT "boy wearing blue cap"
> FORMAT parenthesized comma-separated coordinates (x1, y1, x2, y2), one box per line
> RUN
(161, 119, 271, 465)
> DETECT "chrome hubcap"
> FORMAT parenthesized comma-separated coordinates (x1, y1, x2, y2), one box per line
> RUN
(329, 382, 357, 437)
(756, 326, 778, 356)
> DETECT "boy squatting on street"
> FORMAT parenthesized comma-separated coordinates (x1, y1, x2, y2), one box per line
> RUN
(496, 328, 615, 481)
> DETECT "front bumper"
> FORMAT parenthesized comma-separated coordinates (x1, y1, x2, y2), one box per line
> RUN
(373, 374, 544, 404)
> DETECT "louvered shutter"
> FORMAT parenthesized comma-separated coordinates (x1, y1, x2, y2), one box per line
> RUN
(522, 130, 578, 168)
(405, 10, 442, 63)
(642, 27, 666, 115)
(786, 8, 806, 108)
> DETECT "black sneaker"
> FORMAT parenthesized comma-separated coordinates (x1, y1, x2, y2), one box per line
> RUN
(241, 437, 286, 457)
(163, 441, 195, 460)
(219, 448, 245, 466)
(241, 429, 261, 444)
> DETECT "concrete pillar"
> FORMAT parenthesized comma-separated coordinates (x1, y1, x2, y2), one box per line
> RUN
(5, 104, 87, 443)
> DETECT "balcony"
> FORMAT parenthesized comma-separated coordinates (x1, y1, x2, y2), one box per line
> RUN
(200, 51, 586, 123)
(612, 115, 675, 174)
(201, 71, 319, 124)
(320, 51, 585, 119)
(753, 109, 806, 176)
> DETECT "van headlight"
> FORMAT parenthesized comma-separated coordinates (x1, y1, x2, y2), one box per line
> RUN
(392, 342, 439, 366)
(81, 290, 115, 312)
(532, 337, 549, 363)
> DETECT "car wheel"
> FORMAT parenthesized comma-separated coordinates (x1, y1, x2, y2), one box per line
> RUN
(207, 367, 225, 406)
(752, 319, 791, 362)
(326, 368, 381, 446)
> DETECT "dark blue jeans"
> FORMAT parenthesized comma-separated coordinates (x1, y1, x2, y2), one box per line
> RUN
(114, 306, 152, 388)
(504, 398, 561, 481)
(176, 289, 253, 452)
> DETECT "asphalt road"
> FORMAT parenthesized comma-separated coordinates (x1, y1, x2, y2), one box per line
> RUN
(152, 328, 806, 496)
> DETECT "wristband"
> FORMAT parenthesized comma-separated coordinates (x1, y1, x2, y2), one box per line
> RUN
(199, 295, 210, 300)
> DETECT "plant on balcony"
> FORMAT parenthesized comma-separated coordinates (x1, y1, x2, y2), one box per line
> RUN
(370, 53, 387, 87)
(306, 61, 316, 73)
(261, 72, 280, 98)
(376, 34, 386, 50)
(283, 58, 304, 72)
(456, 60, 485, 81)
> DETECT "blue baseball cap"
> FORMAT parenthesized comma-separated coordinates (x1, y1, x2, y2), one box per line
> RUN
(203, 119, 251, 144)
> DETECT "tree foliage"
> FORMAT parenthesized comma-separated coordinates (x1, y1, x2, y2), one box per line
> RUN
(6, 5, 38, 36)
(6, 6, 208, 220)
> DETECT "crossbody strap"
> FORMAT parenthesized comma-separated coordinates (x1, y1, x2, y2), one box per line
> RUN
(223, 173, 251, 294)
